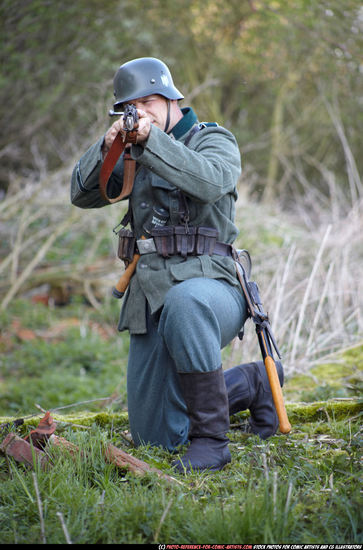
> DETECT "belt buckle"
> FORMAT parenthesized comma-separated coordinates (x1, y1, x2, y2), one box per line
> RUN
(137, 238, 157, 255)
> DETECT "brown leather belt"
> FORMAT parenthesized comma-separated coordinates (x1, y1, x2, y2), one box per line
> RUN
(214, 241, 235, 257)
(137, 236, 234, 258)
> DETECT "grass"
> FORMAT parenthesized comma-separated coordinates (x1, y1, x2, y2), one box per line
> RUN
(0, 414, 361, 544)
(0, 298, 129, 415)
(0, 298, 362, 544)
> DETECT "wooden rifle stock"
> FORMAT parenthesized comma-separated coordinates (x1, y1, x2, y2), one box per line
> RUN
(263, 354, 291, 434)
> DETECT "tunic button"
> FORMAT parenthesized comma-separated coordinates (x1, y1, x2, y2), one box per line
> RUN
(139, 263, 148, 269)
(140, 202, 149, 209)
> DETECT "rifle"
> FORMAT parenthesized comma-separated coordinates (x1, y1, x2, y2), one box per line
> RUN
(99, 104, 139, 203)
(108, 103, 139, 129)
(234, 250, 291, 434)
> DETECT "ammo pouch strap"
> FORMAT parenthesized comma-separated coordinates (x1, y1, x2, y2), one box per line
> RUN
(175, 226, 196, 257)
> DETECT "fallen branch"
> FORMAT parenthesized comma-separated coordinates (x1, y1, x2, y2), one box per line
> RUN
(0, 432, 49, 470)
(104, 443, 182, 485)
(49, 434, 80, 455)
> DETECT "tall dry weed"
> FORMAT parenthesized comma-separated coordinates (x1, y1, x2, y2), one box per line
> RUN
(231, 165, 362, 375)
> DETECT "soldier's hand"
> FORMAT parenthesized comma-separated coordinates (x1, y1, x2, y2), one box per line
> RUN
(135, 109, 151, 144)
(102, 109, 151, 158)
(102, 118, 123, 157)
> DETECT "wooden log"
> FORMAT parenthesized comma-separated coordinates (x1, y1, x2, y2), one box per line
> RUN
(48, 434, 80, 455)
(104, 444, 182, 485)
(0, 432, 49, 469)
(48, 435, 181, 485)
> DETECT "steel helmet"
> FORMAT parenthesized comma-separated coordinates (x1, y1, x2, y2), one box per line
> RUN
(113, 57, 184, 109)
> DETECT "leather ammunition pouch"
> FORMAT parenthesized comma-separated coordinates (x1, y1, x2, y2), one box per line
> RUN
(175, 226, 196, 257)
(151, 225, 218, 258)
(195, 226, 218, 255)
(116, 228, 136, 266)
(151, 226, 175, 257)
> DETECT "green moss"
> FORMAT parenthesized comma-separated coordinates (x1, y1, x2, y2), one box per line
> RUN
(286, 398, 362, 423)
(284, 344, 363, 403)
(340, 344, 363, 369)
(284, 374, 317, 401)
(1, 399, 360, 440)
(311, 362, 353, 381)
(0, 411, 130, 432)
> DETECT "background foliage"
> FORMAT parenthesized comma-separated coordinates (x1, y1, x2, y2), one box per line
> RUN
(1, 0, 362, 202)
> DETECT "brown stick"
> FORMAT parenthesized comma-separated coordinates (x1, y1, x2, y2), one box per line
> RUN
(49, 435, 181, 485)
(49, 434, 80, 455)
(113, 235, 147, 297)
(104, 444, 182, 485)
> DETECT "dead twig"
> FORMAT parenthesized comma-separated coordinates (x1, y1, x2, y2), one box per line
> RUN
(32, 472, 47, 544)
(56, 512, 72, 544)
(153, 498, 173, 542)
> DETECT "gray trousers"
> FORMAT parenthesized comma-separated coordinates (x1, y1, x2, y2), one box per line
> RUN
(127, 278, 248, 450)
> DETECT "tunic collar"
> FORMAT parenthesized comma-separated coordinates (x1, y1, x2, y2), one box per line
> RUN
(169, 107, 198, 141)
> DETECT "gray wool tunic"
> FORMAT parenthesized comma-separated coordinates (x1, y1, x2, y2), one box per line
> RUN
(70, 107, 242, 334)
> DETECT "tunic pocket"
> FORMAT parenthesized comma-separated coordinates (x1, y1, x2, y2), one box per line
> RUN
(169, 257, 205, 282)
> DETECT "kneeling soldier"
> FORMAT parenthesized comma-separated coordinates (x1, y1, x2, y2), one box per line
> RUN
(71, 57, 284, 473)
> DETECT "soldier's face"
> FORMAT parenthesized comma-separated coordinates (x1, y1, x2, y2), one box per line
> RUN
(129, 94, 169, 130)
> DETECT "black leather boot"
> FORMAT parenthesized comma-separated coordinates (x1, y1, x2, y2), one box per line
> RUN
(224, 360, 284, 439)
(172, 367, 231, 473)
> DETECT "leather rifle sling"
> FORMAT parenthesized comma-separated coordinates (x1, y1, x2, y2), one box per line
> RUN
(99, 130, 137, 204)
